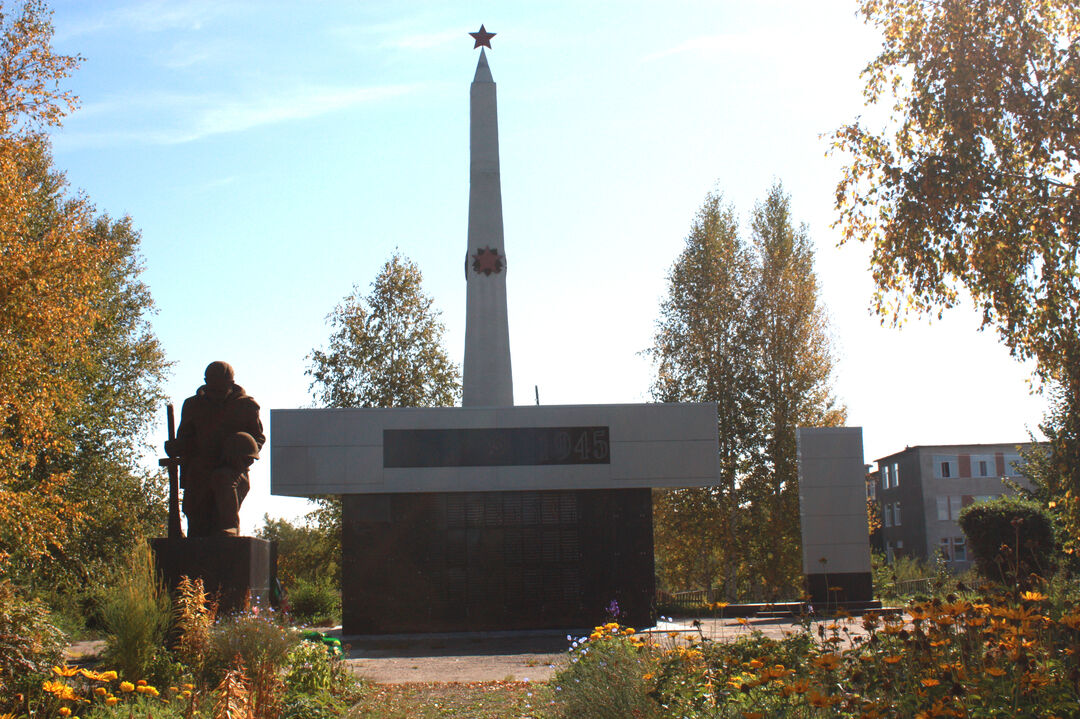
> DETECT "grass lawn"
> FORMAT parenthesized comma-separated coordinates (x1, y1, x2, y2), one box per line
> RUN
(348, 680, 554, 719)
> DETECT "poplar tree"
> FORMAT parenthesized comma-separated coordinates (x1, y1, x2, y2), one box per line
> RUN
(648, 192, 757, 595)
(649, 186, 844, 599)
(743, 183, 846, 597)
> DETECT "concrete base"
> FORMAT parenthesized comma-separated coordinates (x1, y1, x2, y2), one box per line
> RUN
(804, 571, 873, 605)
(150, 536, 276, 614)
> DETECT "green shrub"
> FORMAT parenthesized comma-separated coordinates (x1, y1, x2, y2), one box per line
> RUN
(98, 543, 172, 683)
(959, 495, 1056, 588)
(203, 609, 298, 714)
(551, 627, 661, 719)
(279, 693, 340, 719)
(284, 641, 337, 696)
(0, 582, 66, 712)
(288, 577, 340, 626)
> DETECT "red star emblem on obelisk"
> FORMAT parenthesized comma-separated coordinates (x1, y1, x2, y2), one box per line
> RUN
(471, 247, 504, 276)
(469, 24, 495, 49)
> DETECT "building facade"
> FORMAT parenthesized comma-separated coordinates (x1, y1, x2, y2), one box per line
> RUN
(874, 443, 1033, 571)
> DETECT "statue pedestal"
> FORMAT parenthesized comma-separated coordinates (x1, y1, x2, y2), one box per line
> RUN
(151, 536, 276, 614)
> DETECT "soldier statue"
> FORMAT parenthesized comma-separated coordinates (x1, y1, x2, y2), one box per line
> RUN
(164, 361, 265, 537)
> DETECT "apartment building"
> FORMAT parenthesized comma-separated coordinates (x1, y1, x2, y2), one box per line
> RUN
(874, 443, 1033, 571)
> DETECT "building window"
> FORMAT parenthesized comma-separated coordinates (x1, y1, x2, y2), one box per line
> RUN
(941, 461, 951, 478)
(939, 537, 967, 563)
(978, 460, 988, 477)
(885, 503, 894, 527)
(892, 462, 900, 486)
(952, 537, 966, 562)
(894, 502, 901, 526)
(881, 465, 890, 490)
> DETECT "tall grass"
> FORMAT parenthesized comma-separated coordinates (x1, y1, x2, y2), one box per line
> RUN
(98, 542, 171, 683)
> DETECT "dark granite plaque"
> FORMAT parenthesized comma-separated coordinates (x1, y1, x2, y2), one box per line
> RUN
(383, 426, 611, 468)
(341, 488, 654, 634)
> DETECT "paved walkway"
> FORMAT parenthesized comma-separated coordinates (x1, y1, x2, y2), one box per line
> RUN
(341, 616, 876, 684)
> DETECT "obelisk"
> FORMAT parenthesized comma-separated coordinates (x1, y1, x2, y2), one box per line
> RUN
(462, 28, 513, 407)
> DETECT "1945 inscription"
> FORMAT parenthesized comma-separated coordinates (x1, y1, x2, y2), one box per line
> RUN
(383, 426, 610, 468)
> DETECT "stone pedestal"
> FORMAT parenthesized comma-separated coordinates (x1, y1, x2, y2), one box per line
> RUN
(151, 536, 276, 614)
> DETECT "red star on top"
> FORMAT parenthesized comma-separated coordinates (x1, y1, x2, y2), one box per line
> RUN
(469, 24, 495, 49)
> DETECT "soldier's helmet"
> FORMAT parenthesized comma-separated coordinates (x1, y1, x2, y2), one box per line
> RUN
(223, 431, 260, 461)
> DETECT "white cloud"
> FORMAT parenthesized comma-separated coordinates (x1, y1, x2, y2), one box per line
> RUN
(55, 0, 234, 39)
(56, 83, 416, 148)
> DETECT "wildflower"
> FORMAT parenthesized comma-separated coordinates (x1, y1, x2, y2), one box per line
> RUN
(59, 708, 71, 717)
(42, 681, 80, 702)
(93, 687, 106, 697)
(53, 666, 81, 677)
(1020, 590, 1047, 601)
(921, 678, 940, 687)
(119, 682, 135, 693)
(105, 697, 119, 707)
(136, 680, 147, 687)
(986, 666, 1006, 677)
(807, 689, 836, 707)
(812, 653, 842, 671)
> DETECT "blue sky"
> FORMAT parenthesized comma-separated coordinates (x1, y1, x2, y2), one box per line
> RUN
(45, 1, 1046, 532)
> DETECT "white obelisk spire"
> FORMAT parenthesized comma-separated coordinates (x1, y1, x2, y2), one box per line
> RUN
(463, 35, 513, 408)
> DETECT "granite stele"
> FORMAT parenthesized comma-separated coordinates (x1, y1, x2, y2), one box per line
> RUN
(272, 31, 870, 635)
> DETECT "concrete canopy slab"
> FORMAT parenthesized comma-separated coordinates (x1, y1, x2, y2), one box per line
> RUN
(271, 402, 719, 496)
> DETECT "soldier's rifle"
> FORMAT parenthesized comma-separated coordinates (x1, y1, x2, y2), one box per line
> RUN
(159, 403, 184, 540)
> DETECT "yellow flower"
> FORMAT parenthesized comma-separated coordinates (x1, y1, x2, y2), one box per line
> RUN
(136, 680, 147, 687)
(182, 683, 195, 691)
(93, 687, 107, 697)
(1021, 591, 1048, 601)
(105, 697, 119, 707)
(120, 681, 135, 693)
(812, 653, 842, 671)
(52, 666, 81, 677)
(59, 708, 71, 717)
(921, 678, 940, 687)
(42, 680, 79, 702)
(143, 686, 160, 698)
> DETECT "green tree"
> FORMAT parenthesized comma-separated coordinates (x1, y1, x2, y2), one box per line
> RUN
(0, 0, 88, 573)
(835, 0, 1080, 553)
(305, 252, 461, 571)
(0, 1, 168, 598)
(648, 191, 756, 595)
(648, 187, 845, 599)
(742, 183, 846, 598)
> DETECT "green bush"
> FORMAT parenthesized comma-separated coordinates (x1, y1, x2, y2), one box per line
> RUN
(203, 610, 298, 687)
(284, 641, 337, 696)
(0, 582, 66, 711)
(98, 543, 172, 684)
(959, 496, 1056, 587)
(551, 629, 661, 719)
(288, 577, 340, 626)
(279, 693, 341, 719)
